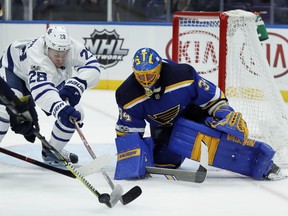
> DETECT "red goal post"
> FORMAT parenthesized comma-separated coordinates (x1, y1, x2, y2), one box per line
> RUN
(172, 10, 288, 165)
(172, 11, 228, 91)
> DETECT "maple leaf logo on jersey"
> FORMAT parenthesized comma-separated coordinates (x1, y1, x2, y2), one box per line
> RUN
(148, 105, 180, 126)
(83, 29, 129, 69)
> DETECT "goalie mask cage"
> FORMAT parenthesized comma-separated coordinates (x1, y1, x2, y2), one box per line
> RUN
(172, 9, 288, 165)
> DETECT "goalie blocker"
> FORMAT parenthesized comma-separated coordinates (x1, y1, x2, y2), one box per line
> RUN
(114, 116, 286, 180)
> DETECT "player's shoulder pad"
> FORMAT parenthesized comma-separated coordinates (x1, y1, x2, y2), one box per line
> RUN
(116, 73, 145, 108)
(161, 60, 197, 85)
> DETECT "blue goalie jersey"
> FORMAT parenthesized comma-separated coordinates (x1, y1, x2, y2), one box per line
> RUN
(115, 59, 226, 137)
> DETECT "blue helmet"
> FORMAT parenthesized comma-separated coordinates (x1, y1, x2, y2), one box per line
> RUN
(132, 48, 162, 96)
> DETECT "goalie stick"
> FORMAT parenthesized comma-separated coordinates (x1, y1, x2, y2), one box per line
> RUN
(146, 140, 208, 183)
(73, 120, 142, 205)
(0, 95, 122, 208)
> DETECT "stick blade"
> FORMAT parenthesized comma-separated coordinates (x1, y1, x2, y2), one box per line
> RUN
(195, 165, 207, 183)
(76, 154, 112, 177)
(109, 184, 124, 207)
(121, 186, 142, 205)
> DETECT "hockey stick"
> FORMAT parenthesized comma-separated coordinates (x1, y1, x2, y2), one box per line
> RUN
(0, 147, 75, 178)
(0, 95, 121, 208)
(73, 120, 142, 205)
(36, 132, 123, 208)
(0, 146, 111, 178)
(146, 140, 208, 183)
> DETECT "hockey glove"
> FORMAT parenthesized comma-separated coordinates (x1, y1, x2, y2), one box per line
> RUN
(6, 95, 39, 143)
(52, 101, 82, 128)
(205, 105, 249, 143)
(59, 77, 87, 107)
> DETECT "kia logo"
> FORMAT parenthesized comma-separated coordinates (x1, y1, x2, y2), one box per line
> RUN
(166, 31, 288, 79)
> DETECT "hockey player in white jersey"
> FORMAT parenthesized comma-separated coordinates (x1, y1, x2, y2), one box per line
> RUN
(0, 25, 100, 164)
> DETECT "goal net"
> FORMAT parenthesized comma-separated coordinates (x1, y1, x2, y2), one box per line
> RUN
(172, 9, 288, 165)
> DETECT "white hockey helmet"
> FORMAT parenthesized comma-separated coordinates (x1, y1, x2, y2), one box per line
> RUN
(44, 25, 71, 51)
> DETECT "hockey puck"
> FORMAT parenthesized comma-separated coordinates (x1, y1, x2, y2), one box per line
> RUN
(98, 193, 110, 204)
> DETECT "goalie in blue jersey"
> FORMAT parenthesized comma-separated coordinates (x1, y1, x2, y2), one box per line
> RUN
(114, 47, 286, 181)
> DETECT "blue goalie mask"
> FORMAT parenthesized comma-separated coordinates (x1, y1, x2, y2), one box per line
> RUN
(132, 48, 162, 96)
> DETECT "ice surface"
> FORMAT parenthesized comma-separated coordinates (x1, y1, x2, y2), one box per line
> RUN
(1, 90, 288, 216)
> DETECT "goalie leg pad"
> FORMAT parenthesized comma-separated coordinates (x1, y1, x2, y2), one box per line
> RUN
(169, 117, 275, 180)
(212, 135, 275, 180)
(168, 117, 221, 161)
(115, 133, 154, 180)
(251, 141, 275, 180)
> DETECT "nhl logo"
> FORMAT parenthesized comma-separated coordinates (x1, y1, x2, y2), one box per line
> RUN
(84, 29, 129, 69)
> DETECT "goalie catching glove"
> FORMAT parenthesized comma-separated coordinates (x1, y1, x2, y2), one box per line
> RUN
(205, 103, 249, 143)
(59, 77, 87, 107)
(6, 95, 39, 143)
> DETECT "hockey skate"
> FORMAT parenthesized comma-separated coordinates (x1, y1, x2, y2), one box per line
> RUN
(42, 144, 79, 165)
(264, 163, 288, 181)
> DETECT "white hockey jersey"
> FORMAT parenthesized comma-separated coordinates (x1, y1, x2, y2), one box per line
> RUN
(0, 36, 100, 114)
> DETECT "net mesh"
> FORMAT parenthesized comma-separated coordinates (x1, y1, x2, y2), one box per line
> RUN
(174, 10, 288, 165)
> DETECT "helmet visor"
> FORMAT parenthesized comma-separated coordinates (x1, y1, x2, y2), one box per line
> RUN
(133, 63, 161, 87)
